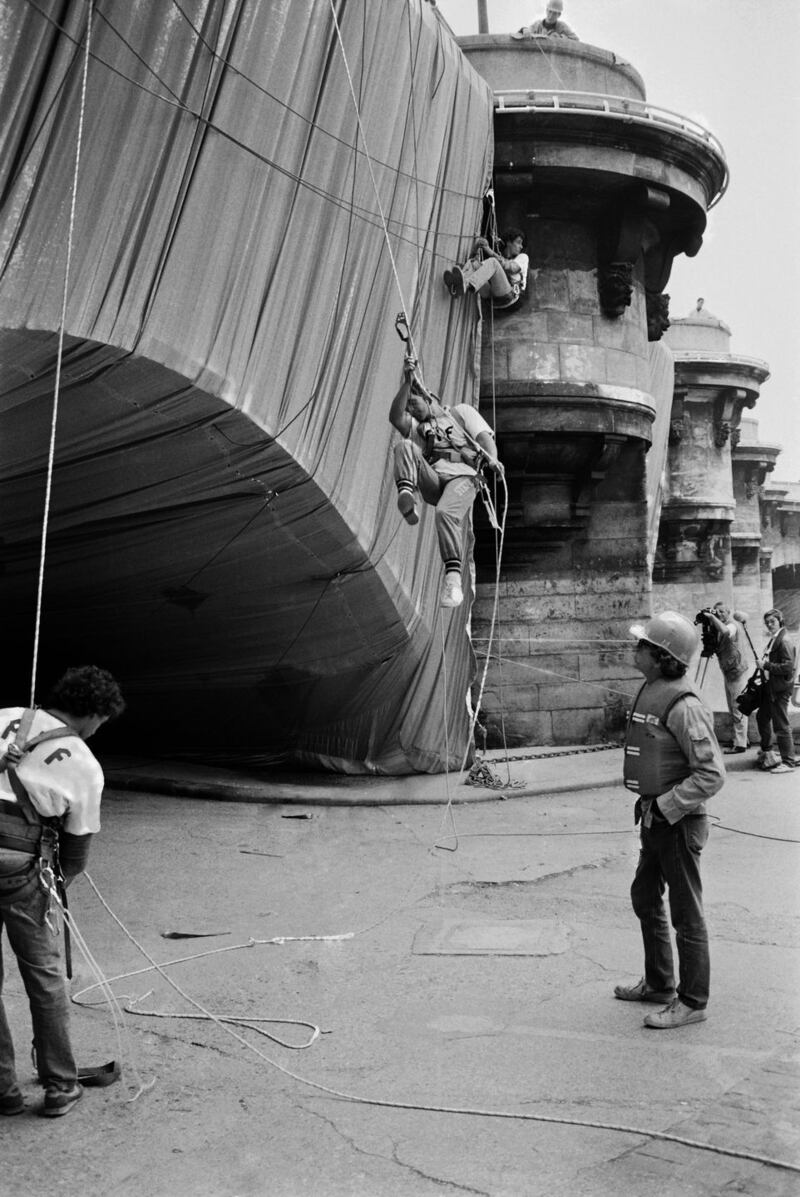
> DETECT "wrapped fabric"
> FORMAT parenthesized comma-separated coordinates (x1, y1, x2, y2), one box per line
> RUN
(0, 0, 493, 773)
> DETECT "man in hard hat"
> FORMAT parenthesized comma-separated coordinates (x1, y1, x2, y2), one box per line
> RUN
(512, 0, 579, 40)
(615, 611, 725, 1029)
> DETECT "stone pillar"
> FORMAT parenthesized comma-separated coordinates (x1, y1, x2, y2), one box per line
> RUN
(459, 36, 727, 745)
(654, 303, 770, 622)
(732, 417, 779, 622)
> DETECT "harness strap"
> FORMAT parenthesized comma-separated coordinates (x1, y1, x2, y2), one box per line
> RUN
(0, 711, 76, 971)
(0, 710, 75, 826)
(423, 408, 481, 469)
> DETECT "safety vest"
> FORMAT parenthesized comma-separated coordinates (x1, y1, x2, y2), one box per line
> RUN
(420, 408, 477, 468)
(623, 678, 696, 797)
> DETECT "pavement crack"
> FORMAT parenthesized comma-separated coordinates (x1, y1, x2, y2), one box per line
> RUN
(388, 1141, 491, 1195)
(302, 1105, 490, 1194)
(437, 854, 624, 895)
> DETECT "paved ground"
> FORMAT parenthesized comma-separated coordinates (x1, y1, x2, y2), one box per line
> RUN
(2, 746, 799, 1196)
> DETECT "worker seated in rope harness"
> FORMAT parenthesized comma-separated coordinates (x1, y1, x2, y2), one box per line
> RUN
(389, 357, 504, 609)
(0, 666, 125, 1118)
(443, 229, 528, 311)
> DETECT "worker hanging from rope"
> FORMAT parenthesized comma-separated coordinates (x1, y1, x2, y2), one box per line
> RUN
(443, 227, 529, 311)
(390, 314, 504, 609)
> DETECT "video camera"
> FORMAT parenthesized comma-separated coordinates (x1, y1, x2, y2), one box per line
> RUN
(694, 608, 719, 658)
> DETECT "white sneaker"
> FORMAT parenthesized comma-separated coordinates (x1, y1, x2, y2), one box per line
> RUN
(643, 997, 707, 1030)
(440, 575, 463, 608)
(397, 490, 418, 525)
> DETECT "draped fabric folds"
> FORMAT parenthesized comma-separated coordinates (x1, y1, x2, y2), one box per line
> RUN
(645, 341, 675, 577)
(0, 0, 494, 773)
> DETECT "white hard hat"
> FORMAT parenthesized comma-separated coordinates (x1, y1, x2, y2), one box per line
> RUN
(629, 611, 699, 667)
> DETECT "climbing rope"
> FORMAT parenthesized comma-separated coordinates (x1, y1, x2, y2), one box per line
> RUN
(328, 0, 419, 365)
(67, 873, 800, 1177)
(464, 756, 526, 790)
(29, 0, 94, 705)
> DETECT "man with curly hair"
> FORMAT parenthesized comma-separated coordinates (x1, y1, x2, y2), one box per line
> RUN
(0, 666, 125, 1117)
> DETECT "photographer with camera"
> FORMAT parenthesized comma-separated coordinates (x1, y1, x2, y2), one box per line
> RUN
(695, 602, 750, 754)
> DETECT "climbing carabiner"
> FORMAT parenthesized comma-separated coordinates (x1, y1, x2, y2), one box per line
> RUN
(394, 311, 411, 344)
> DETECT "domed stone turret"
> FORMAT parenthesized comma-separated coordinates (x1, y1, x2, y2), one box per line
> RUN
(664, 298, 731, 353)
(653, 296, 771, 616)
(458, 32, 729, 744)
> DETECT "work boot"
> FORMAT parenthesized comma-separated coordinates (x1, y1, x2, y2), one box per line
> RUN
(0, 1090, 25, 1116)
(643, 997, 707, 1029)
(613, 978, 676, 1004)
(397, 490, 418, 526)
(440, 574, 463, 608)
(41, 1082, 83, 1118)
(443, 266, 465, 296)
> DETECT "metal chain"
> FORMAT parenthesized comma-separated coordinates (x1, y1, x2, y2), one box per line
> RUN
(491, 742, 621, 764)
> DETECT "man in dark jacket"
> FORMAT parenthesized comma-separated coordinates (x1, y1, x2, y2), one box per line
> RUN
(757, 608, 797, 773)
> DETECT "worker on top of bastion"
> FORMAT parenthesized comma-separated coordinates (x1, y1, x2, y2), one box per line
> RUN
(512, 0, 579, 40)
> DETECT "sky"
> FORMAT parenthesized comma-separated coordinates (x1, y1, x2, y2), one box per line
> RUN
(435, 0, 800, 481)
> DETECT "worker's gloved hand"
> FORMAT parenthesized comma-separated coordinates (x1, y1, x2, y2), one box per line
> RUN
(486, 457, 505, 477)
(403, 353, 417, 377)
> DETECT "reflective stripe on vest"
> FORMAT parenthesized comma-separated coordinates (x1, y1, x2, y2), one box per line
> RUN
(623, 678, 696, 797)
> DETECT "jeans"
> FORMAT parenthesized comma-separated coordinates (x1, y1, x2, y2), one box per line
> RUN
(0, 849, 76, 1097)
(630, 815, 710, 1008)
(756, 690, 795, 764)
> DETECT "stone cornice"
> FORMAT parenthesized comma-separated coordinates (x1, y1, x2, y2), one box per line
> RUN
(480, 382, 655, 442)
(492, 101, 727, 213)
(672, 353, 771, 390)
(660, 503, 736, 522)
(733, 443, 781, 467)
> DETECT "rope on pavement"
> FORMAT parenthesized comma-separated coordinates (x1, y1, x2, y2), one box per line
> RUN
(709, 816, 800, 844)
(72, 876, 800, 1175)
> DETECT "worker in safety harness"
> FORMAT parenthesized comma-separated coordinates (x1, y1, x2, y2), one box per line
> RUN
(615, 612, 724, 1029)
(0, 665, 125, 1117)
(443, 229, 528, 311)
(389, 357, 504, 608)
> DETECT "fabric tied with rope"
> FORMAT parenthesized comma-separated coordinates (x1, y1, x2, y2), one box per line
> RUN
(0, 0, 492, 774)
